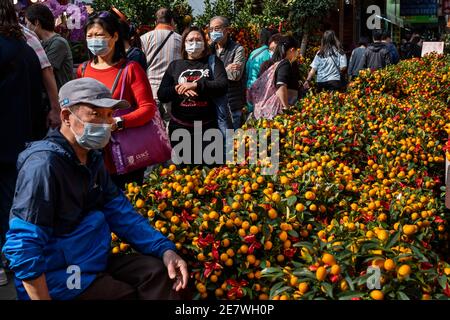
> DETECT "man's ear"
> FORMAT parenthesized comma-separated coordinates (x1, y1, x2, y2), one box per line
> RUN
(61, 108, 71, 126)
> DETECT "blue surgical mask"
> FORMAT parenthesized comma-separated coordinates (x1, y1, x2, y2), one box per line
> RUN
(87, 38, 112, 56)
(70, 111, 112, 150)
(209, 31, 224, 43)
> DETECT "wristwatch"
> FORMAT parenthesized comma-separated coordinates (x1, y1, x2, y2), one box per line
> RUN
(114, 117, 124, 131)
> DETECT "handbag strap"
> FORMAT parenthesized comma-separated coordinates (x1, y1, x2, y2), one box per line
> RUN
(81, 61, 88, 77)
(80, 60, 127, 97)
(118, 63, 130, 99)
(329, 52, 341, 74)
(147, 30, 174, 70)
(111, 62, 127, 95)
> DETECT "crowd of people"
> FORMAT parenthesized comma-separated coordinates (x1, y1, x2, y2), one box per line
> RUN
(0, 0, 428, 299)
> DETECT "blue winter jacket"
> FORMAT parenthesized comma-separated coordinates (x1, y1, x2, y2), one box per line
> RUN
(2, 129, 175, 300)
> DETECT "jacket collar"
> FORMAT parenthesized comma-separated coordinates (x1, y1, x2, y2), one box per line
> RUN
(45, 129, 102, 167)
(155, 24, 174, 31)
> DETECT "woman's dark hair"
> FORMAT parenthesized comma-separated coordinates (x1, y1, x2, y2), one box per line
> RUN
(180, 26, 210, 60)
(318, 30, 344, 58)
(269, 33, 283, 46)
(358, 36, 369, 47)
(0, 0, 24, 39)
(258, 28, 273, 47)
(25, 3, 55, 32)
(259, 35, 299, 75)
(271, 35, 299, 62)
(119, 20, 142, 50)
(85, 11, 126, 64)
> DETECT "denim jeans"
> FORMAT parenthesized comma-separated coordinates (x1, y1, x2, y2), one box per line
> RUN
(231, 109, 243, 130)
(215, 99, 232, 138)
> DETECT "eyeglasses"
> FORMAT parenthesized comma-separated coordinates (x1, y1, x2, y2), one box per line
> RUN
(209, 26, 224, 32)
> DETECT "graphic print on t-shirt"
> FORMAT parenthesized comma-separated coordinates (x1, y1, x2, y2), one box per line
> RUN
(178, 68, 210, 108)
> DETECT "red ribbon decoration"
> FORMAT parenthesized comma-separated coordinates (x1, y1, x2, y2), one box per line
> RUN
(154, 190, 168, 201)
(180, 209, 194, 226)
(204, 261, 222, 278)
(211, 241, 220, 261)
(243, 235, 262, 254)
(226, 279, 248, 299)
(197, 233, 215, 248)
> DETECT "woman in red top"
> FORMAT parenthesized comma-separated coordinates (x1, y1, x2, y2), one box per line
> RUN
(77, 11, 156, 188)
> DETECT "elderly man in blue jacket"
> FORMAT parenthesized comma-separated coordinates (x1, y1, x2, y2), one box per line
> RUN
(2, 78, 188, 300)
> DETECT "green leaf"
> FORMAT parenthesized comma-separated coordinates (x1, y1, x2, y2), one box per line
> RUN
(288, 229, 300, 238)
(397, 291, 410, 300)
(287, 195, 297, 207)
(410, 245, 428, 262)
(438, 275, 448, 289)
(269, 281, 285, 298)
(321, 282, 334, 299)
(293, 241, 315, 252)
(270, 283, 292, 298)
(384, 231, 400, 249)
(293, 269, 316, 279)
(345, 276, 355, 291)
(261, 267, 283, 275)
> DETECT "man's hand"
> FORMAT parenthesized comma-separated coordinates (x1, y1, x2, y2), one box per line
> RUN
(163, 250, 188, 292)
(176, 82, 198, 95)
(226, 63, 242, 72)
(303, 81, 311, 90)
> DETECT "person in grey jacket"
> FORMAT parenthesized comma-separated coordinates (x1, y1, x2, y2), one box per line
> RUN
(357, 30, 391, 72)
(209, 16, 246, 130)
(348, 37, 368, 80)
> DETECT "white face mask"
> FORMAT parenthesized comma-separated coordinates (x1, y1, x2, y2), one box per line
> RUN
(185, 41, 205, 58)
(70, 110, 112, 150)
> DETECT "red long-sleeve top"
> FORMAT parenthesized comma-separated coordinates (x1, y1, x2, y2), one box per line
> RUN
(77, 59, 157, 174)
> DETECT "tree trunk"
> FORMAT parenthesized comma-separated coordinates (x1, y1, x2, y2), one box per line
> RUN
(300, 31, 309, 57)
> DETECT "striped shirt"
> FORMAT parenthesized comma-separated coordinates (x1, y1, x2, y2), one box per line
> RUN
(140, 25, 182, 101)
(21, 25, 51, 70)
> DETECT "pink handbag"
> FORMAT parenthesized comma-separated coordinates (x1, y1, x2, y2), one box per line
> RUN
(109, 63, 172, 175)
(248, 62, 283, 120)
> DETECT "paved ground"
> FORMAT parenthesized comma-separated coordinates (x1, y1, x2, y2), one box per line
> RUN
(0, 270, 17, 300)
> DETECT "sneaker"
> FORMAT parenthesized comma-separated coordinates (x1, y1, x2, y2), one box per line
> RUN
(0, 268, 8, 286)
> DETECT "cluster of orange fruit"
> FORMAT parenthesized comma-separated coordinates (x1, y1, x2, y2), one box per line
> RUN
(116, 54, 450, 300)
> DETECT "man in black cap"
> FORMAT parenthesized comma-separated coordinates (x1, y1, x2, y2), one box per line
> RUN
(2, 78, 188, 300)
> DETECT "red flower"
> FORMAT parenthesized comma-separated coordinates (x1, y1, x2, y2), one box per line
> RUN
(284, 248, 296, 258)
(330, 275, 340, 283)
(416, 177, 423, 188)
(434, 216, 444, 224)
(420, 262, 433, 270)
(309, 265, 318, 272)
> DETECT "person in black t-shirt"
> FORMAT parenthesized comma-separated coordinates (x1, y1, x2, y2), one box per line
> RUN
(158, 27, 228, 165)
(258, 35, 300, 108)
